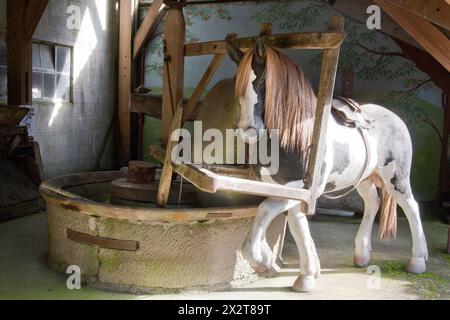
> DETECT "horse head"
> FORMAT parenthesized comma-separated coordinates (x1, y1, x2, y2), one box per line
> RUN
(227, 38, 267, 143)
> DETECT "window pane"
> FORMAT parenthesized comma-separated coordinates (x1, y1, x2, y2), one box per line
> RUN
(0, 67, 7, 98)
(43, 73, 55, 99)
(39, 44, 55, 72)
(56, 46, 70, 74)
(0, 39, 6, 66)
(56, 73, 70, 101)
(32, 43, 41, 70)
(32, 71, 43, 99)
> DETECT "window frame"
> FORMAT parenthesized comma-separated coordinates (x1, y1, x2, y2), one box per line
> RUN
(31, 40, 74, 103)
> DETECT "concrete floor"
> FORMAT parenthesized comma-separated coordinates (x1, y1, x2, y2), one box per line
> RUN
(0, 211, 448, 300)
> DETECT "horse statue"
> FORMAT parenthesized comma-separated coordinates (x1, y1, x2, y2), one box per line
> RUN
(226, 38, 428, 292)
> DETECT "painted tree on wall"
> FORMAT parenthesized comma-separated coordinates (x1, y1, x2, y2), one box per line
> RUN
(144, 5, 232, 76)
(251, 1, 442, 144)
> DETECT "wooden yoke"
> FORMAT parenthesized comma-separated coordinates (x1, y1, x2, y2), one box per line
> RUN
(303, 16, 345, 214)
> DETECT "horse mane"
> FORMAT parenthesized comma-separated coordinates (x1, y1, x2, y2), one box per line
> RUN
(235, 46, 317, 158)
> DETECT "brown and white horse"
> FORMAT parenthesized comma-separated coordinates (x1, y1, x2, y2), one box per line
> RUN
(227, 39, 428, 292)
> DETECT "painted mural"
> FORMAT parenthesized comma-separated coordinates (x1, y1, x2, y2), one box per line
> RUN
(142, 0, 443, 201)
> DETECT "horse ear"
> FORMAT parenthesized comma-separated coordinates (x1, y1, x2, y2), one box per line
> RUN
(227, 41, 243, 65)
(254, 38, 266, 65)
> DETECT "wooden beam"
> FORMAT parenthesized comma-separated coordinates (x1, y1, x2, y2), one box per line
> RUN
(130, 94, 201, 120)
(184, 31, 346, 56)
(375, 0, 450, 72)
(133, 0, 165, 59)
(24, 0, 49, 39)
(320, 0, 420, 48)
(156, 101, 183, 207)
(181, 53, 225, 123)
(304, 16, 344, 214)
(150, 144, 311, 202)
(7, 0, 30, 105)
(118, 0, 136, 165)
(161, 6, 185, 145)
(384, 0, 450, 32)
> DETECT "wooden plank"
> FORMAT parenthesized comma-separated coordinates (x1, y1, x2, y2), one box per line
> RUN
(161, 6, 185, 145)
(118, 0, 136, 165)
(181, 53, 225, 123)
(156, 101, 183, 207)
(319, 0, 420, 48)
(130, 93, 201, 120)
(133, 0, 165, 59)
(150, 144, 311, 202)
(24, 0, 49, 39)
(66, 229, 139, 251)
(304, 16, 344, 214)
(184, 31, 346, 56)
(375, 0, 450, 72)
(384, 0, 450, 31)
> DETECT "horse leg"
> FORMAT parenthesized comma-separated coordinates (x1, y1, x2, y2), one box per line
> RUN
(379, 165, 428, 274)
(287, 205, 320, 292)
(242, 197, 299, 273)
(354, 178, 381, 267)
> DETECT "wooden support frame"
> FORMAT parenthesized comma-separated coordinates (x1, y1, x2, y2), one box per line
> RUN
(184, 31, 346, 56)
(161, 5, 185, 146)
(375, 0, 450, 72)
(133, 0, 166, 59)
(303, 16, 344, 214)
(118, 0, 137, 165)
(154, 16, 345, 212)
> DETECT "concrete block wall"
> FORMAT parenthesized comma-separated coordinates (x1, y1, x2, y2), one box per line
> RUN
(1, 0, 117, 178)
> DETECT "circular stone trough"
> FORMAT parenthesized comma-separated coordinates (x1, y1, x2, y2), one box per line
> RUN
(40, 169, 286, 293)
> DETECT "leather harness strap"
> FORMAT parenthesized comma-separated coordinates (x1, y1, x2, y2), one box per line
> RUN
(321, 97, 373, 200)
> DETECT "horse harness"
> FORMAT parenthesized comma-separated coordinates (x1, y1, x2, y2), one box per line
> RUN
(321, 96, 375, 200)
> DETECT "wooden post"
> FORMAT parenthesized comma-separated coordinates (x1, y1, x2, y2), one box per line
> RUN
(304, 16, 344, 214)
(7, 0, 49, 106)
(156, 101, 183, 207)
(440, 88, 450, 199)
(118, 0, 136, 165)
(7, 0, 30, 106)
(161, 5, 185, 146)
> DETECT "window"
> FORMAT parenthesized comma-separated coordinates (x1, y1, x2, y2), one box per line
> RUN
(32, 42, 72, 102)
(0, 39, 6, 99)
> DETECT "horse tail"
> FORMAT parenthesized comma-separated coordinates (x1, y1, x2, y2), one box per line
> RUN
(372, 174, 397, 240)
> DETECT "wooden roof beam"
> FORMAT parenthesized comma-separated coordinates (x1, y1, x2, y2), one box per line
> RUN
(320, 0, 420, 48)
(133, 0, 166, 59)
(383, 0, 450, 32)
(375, 0, 450, 72)
(24, 0, 49, 40)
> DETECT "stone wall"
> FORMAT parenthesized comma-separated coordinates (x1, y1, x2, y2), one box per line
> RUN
(0, 0, 117, 178)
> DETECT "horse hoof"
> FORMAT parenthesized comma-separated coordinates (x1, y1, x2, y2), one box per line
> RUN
(292, 275, 315, 293)
(407, 257, 426, 274)
(353, 254, 370, 268)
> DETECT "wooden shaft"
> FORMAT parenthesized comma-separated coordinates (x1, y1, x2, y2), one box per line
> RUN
(156, 101, 184, 207)
(161, 7, 185, 146)
(118, 0, 136, 165)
